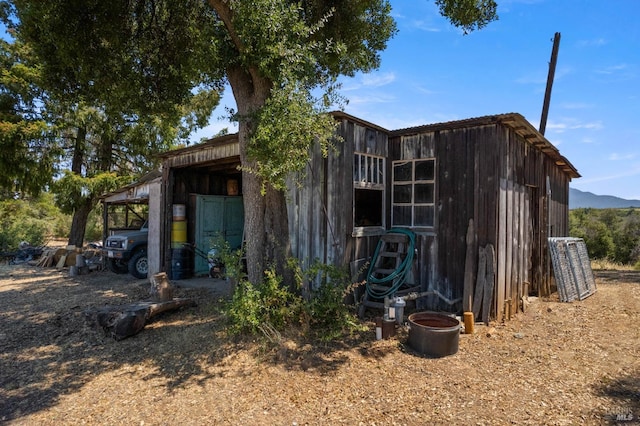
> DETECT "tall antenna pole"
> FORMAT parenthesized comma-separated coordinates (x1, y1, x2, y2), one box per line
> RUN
(539, 32, 561, 135)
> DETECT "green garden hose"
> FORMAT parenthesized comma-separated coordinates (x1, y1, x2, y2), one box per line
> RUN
(365, 228, 416, 299)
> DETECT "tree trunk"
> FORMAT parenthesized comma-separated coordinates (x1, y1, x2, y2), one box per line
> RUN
(67, 125, 91, 247)
(227, 66, 293, 287)
(68, 198, 93, 247)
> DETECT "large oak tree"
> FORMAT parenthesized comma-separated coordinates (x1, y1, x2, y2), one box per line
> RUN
(4, 0, 497, 284)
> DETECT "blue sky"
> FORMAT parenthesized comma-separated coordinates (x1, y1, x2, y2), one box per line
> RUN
(2, 1, 637, 199)
(195, 0, 640, 200)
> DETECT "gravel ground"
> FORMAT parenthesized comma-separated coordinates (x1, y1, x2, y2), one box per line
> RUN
(0, 262, 639, 425)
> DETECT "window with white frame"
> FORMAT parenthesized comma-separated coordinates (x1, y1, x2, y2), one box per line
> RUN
(353, 153, 385, 228)
(392, 159, 436, 228)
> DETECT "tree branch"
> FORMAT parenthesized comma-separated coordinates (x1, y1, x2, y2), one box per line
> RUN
(207, 0, 245, 55)
(207, 0, 272, 100)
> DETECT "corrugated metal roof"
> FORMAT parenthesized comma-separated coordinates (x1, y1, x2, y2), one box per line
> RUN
(156, 133, 239, 159)
(100, 170, 162, 203)
(330, 110, 391, 133)
(157, 132, 241, 172)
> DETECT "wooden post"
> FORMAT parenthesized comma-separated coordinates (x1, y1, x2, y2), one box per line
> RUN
(539, 32, 561, 135)
(472, 246, 487, 319)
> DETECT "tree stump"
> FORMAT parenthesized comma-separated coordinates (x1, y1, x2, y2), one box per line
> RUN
(149, 272, 174, 301)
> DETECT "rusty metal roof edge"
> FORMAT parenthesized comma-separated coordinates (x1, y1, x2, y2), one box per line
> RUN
(388, 113, 508, 136)
(497, 113, 580, 179)
(153, 111, 579, 179)
(157, 111, 390, 160)
(329, 110, 391, 133)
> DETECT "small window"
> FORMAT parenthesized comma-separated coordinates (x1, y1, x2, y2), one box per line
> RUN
(354, 153, 385, 231)
(392, 159, 436, 228)
(355, 189, 382, 227)
(354, 154, 384, 186)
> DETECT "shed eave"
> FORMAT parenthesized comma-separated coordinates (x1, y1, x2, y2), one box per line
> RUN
(99, 170, 162, 203)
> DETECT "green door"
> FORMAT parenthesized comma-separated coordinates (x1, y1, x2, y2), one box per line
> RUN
(193, 195, 244, 276)
(223, 196, 244, 251)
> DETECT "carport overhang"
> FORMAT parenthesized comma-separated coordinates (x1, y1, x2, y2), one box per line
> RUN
(157, 133, 242, 276)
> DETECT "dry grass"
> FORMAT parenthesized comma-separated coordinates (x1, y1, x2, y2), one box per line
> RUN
(1, 263, 639, 425)
(591, 259, 636, 271)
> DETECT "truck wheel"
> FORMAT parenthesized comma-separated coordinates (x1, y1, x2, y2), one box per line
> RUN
(107, 258, 129, 274)
(128, 250, 148, 279)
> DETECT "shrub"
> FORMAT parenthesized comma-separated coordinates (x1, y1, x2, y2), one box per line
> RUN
(209, 236, 246, 284)
(223, 257, 365, 342)
(300, 260, 365, 341)
(570, 208, 640, 265)
(0, 194, 69, 250)
(225, 268, 302, 335)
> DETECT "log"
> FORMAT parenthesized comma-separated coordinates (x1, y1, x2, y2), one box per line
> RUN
(463, 218, 476, 313)
(85, 298, 196, 340)
(482, 244, 496, 325)
(472, 246, 487, 320)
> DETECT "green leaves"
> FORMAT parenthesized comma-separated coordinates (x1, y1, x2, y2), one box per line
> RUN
(434, 0, 498, 34)
(226, 267, 302, 335)
(0, 38, 58, 196)
(0, 193, 68, 249)
(570, 208, 640, 264)
(10, 0, 223, 116)
(52, 170, 127, 214)
(246, 81, 339, 193)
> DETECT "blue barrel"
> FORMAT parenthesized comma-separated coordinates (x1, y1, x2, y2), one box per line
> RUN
(170, 248, 192, 280)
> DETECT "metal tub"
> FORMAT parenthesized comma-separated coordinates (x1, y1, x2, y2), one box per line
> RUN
(407, 312, 461, 357)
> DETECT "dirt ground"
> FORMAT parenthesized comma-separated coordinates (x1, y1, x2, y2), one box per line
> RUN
(0, 261, 639, 426)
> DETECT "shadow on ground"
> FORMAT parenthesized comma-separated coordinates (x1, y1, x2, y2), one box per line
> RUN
(594, 269, 640, 284)
(592, 370, 640, 424)
(0, 264, 389, 422)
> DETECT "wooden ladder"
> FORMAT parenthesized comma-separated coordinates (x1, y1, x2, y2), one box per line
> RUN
(370, 233, 409, 281)
(358, 232, 419, 317)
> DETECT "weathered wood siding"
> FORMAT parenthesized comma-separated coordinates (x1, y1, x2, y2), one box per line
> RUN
(287, 118, 388, 283)
(390, 120, 573, 318)
(153, 112, 575, 322)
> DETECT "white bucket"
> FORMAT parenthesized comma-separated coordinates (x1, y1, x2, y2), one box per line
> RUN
(173, 204, 186, 221)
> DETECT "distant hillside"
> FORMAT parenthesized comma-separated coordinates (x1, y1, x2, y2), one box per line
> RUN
(570, 188, 640, 209)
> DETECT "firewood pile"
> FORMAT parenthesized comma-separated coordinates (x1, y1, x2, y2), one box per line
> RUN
(35, 244, 103, 273)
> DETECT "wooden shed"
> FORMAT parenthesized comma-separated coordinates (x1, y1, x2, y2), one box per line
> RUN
(388, 113, 579, 321)
(288, 112, 578, 322)
(153, 111, 579, 322)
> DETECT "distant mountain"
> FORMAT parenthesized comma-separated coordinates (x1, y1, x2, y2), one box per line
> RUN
(570, 188, 640, 209)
